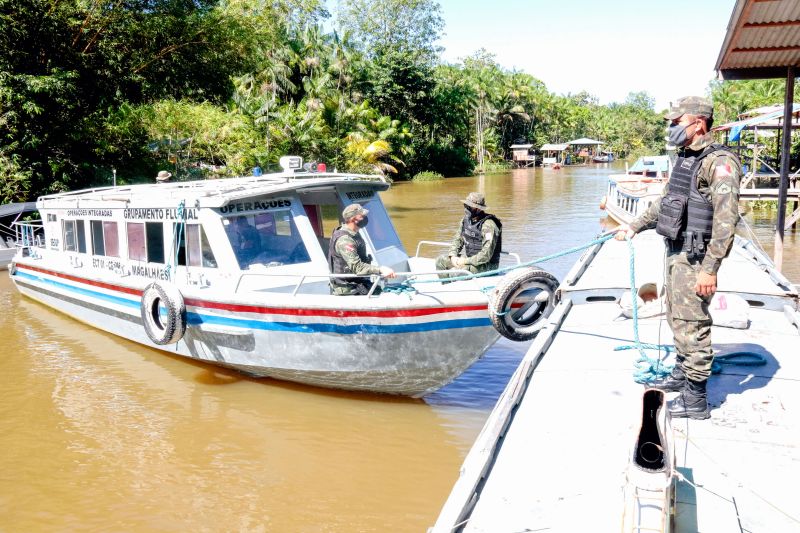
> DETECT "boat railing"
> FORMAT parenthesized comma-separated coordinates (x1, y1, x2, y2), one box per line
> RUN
(414, 240, 521, 265)
(12, 220, 45, 252)
(233, 268, 479, 297)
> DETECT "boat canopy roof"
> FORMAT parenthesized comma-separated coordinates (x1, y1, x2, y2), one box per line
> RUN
(712, 103, 800, 142)
(0, 202, 37, 218)
(510, 144, 533, 149)
(629, 155, 670, 173)
(36, 172, 390, 210)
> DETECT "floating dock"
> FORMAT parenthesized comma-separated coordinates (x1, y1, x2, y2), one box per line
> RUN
(432, 231, 800, 532)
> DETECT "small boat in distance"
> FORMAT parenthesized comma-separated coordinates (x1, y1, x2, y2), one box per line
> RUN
(592, 151, 614, 163)
(600, 155, 671, 225)
(9, 157, 552, 396)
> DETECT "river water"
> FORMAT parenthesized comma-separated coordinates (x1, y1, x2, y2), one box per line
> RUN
(1, 164, 797, 531)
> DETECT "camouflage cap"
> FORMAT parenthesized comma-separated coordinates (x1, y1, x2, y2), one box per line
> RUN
(664, 96, 713, 120)
(463, 192, 487, 210)
(342, 203, 368, 220)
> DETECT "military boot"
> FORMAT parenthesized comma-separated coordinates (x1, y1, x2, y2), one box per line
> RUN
(649, 364, 686, 393)
(668, 378, 710, 420)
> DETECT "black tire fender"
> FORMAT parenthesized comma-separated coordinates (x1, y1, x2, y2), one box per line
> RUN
(140, 282, 186, 345)
(488, 267, 560, 341)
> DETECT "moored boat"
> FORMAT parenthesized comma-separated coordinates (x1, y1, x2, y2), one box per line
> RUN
(8, 158, 554, 396)
(601, 155, 671, 225)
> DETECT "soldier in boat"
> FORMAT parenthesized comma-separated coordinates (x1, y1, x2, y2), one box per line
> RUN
(435, 192, 503, 279)
(328, 203, 396, 295)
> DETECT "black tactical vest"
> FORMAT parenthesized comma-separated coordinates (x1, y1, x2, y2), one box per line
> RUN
(461, 213, 503, 265)
(328, 226, 371, 289)
(655, 144, 730, 257)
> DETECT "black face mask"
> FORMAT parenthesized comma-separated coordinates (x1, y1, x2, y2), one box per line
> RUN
(355, 216, 369, 228)
(668, 123, 689, 147)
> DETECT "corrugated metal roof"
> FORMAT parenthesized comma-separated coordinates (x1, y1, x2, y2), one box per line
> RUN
(716, 0, 800, 79)
(713, 103, 800, 141)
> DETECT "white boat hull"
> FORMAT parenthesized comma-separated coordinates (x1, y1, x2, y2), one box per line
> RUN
(12, 262, 499, 396)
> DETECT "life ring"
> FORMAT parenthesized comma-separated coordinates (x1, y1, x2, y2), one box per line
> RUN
(488, 268, 560, 341)
(140, 282, 186, 345)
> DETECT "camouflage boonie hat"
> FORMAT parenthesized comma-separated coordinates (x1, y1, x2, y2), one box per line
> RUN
(342, 203, 368, 220)
(665, 96, 713, 120)
(463, 192, 487, 210)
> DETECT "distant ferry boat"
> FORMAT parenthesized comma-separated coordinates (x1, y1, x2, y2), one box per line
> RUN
(601, 155, 671, 225)
(9, 158, 553, 396)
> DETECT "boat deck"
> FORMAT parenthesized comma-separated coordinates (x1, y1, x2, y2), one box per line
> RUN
(433, 232, 800, 532)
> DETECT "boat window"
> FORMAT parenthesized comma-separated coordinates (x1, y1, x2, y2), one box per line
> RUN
(186, 224, 217, 268)
(223, 211, 310, 269)
(147, 222, 165, 264)
(103, 221, 119, 257)
(76, 220, 86, 253)
(126, 222, 165, 263)
(90, 221, 104, 256)
(62, 220, 77, 252)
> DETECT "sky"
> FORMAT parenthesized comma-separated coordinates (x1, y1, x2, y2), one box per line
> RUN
(435, 0, 736, 111)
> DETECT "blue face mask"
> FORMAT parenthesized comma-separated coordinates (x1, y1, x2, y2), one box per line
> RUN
(668, 123, 689, 147)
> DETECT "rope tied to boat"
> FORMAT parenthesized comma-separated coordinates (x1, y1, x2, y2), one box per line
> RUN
(404, 233, 615, 286)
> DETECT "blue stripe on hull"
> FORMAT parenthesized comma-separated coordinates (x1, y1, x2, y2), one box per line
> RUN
(15, 270, 492, 335)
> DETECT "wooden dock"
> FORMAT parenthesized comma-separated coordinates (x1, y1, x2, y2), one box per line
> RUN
(432, 232, 800, 532)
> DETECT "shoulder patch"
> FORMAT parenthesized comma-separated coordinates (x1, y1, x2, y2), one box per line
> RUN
(485, 232, 493, 242)
(714, 162, 733, 178)
(716, 182, 732, 195)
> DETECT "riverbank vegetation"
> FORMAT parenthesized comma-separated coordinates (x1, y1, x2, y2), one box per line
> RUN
(1, 0, 799, 203)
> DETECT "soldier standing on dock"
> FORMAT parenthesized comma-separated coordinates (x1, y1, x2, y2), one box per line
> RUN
(615, 96, 742, 420)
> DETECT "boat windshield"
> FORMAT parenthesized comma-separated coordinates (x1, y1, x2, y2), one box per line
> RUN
(357, 196, 402, 252)
(223, 210, 310, 269)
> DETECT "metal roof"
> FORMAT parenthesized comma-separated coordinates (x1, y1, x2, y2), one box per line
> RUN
(566, 138, 604, 146)
(540, 143, 568, 151)
(0, 202, 37, 219)
(712, 103, 800, 141)
(715, 0, 800, 80)
(36, 173, 389, 210)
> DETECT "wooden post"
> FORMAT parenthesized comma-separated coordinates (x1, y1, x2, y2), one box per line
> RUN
(774, 66, 795, 271)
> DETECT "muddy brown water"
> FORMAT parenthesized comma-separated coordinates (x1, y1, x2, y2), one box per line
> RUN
(1, 164, 796, 531)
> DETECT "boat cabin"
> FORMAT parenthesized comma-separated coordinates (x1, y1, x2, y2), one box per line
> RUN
(25, 163, 408, 295)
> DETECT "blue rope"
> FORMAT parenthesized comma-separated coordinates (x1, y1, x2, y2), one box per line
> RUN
(406, 233, 615, 286)
(615, 237, 768, 383)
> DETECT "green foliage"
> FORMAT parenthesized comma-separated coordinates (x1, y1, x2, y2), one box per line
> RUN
(8, 0, 787, 201)
(412, 170, 444, 181)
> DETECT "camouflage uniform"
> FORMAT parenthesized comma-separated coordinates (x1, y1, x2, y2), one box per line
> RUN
(435, 192, 502, 279)
(434, 218, 501, 276)
(330, 226, 381, 295)
(630, 131, 742, 382)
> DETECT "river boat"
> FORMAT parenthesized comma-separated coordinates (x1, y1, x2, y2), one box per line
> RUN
(592, 151, 614, 163)
(0, 202, 38, 270)
(9, 158, 547, 397)
(433, 230, 800, 531)
(601, 155, 671, 225)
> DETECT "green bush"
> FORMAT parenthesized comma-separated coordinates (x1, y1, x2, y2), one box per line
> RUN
(412, 170, 445, 182)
